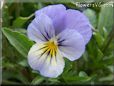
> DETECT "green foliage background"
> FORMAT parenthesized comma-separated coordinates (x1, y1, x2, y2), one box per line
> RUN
(1, 0, 114, 85)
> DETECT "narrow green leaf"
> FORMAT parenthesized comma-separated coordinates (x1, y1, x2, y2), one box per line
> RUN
(99, 74, 113, 82)
(63, 75, 91, 83)
(102, 27, 108, 38)
(102, 27, 114, 53)
(31, 76, 44, 84)
(12, 17, 29, 28)
(98, 4, 113, 34)
(12, 13, 34, 28)
(2, 27, 34, 57)
(93, 32, 104, 48)
(62, 70, 92, 83)
(48, 78, 60, 84)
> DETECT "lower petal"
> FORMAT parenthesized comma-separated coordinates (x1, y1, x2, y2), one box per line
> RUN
(28, 43, 65, 78)
(40, 50, 65, 78)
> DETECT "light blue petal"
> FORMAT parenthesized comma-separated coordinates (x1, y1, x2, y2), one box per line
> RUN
(57, 29, 85, 61)
(35, 4, 66, 35)
(65, 9, 92, 44)
(27, 13, 55, 42)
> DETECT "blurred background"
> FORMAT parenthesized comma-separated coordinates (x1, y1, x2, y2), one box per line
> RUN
(1, 0, 114, 85)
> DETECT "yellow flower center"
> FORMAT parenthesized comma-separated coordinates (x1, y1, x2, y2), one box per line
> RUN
(43, 39, 58, 57)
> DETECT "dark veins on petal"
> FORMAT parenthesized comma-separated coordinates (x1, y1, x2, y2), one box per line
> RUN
(57, 37, 73, 47)
(39, 46, 57, 64)
(39, 28, 49, 41)
(57, 38, 67, 46)
(45, 29, 51, 39)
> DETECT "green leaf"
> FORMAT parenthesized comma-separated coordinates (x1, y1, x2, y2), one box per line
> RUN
(31, 76, 44, 85)
(14, 28, 27, 34)
(93, 32, 104, 48)
(12, 13, 34, 28)
(98, 3, 113, 34)
(99, 74, 113, 82)
(3, 70, 29, 84)
(107, 66, 114, 73)
(2, 5, 10, 26)
(83, 9, 97, 28)
(18, 59, 28, 67)
(2, 27, 34, 57)
(62, 58, 72, 74)
(79, 71, 88, 77)
(102, 27, 108, 38)
(12, 17, 29, 28)
(63, 75, 91, 83)
(38, 2, 44, 9)
(47, 78, 60, 84)
(62, 70, 91, 83)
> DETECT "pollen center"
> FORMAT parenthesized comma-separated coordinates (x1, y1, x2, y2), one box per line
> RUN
(43, 39, 58, 57)
(47, 41, 57, 49)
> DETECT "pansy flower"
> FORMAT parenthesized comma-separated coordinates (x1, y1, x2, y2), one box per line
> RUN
(27, 4, 92, 78)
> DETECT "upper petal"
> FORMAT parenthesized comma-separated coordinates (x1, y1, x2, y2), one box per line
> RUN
(35, 4, 66, 35)
(28, 42, 65, 78)
(57, 29, 85, 61)
(27, 13, 55, 42)
(65, 9, 92, 44)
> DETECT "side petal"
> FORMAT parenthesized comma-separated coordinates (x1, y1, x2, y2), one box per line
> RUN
(65, 9, 92, 44)
(27, 13, 55, 42)
(35, 4, 66, 35)
(57, 29, 85, 61)
(28, 43, 65, 78)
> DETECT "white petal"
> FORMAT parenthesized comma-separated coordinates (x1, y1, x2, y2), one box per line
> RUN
(27, 13, 55, 42)
(57, 29, 85, 61)
(28, 43, 65, 78)
(40, 50, 64, 78)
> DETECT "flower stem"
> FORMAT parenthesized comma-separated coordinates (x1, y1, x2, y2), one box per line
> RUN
(27, 13, 34, 19)
(72, 60, 78, 73)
